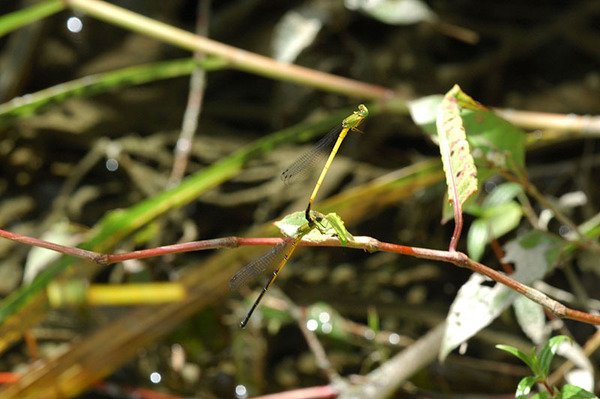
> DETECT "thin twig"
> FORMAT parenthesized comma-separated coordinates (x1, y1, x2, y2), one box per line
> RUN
(495, 108, 600, 135)
(503, 169, 600, 253)
(297, 307, 342, 383)
(2, 226, 600, 325)
(0, 227, 109, 265)
(517, 190, 540, 228)
(64, 0, 396, 100)
(167, 0, 210, 187)
(534, 281, 600, 311)
(338, 322, 446, 399)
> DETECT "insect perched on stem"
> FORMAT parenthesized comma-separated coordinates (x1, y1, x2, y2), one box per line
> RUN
(281, 104, 369, 223)
(229, 219, 316, 328)
(231, 105, 368, 327)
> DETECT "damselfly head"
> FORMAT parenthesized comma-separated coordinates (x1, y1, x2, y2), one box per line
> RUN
(356, 104, 368, 118)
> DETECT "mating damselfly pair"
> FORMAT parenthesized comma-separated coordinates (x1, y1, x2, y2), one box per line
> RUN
(230, 104, 368, 327)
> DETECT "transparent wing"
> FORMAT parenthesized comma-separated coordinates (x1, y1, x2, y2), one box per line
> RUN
(229, 241, 291, 291)
(280, 124, 341, 185)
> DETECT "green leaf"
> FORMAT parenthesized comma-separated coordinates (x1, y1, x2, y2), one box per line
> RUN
(482, 201, 523, 238)
(409, 91, 526, 180)
(539, 335, 572, 377)
(461, 108, 526, 177)
(482, 182, 523, 209)
(441, 193, 455, 224)
(557, 384, 599, 399)
(466, 201, 522, 261)
(516, 375, 539, 399)
(531, 392, 552, 399)
(462, 198, 483, 217)
(452, 86, 487, 111)
(496, 344, 537, 372)
(436, 85, 479, 209)
(467, 218, 489, 261)
(367, 307, 380, 332)
(275, 211, 312, 237)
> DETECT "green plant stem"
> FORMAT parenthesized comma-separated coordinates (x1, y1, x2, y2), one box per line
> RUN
(64, 0, 396, 100)
(0, 0, 64, 38)
(0, 57, 219, 122)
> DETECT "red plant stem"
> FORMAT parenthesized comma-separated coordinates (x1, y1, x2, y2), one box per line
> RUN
(542, 380, 556, 395)
(105, 238, 245, 263)
(252, 385, 338, 399)
(23, 331, 40, 360)
(490, 238, 513, 274)
(449, 198, 462, 252)
(438, 94, 465, 253)
(376, 241, 600, 325)
(0, 228, 106, 264)
(1, 227, 599, 325)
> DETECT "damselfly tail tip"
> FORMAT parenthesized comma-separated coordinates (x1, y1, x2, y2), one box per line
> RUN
(240, 312, 252, 328)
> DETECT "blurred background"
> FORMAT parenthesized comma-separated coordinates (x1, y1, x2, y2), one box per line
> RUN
(0, 1, 599, 398)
